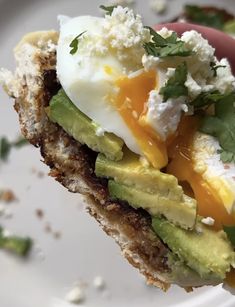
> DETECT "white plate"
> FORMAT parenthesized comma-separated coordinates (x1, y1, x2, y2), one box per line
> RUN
(0, 0, 235, 306)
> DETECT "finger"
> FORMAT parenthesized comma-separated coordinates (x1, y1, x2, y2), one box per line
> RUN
(154, 23, 235, 74)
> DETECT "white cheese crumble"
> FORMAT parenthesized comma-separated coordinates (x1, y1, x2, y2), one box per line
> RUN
(145, 90, 185, 141)
(181, 30, 215, 64)
(77, 6, 150, 70)
(96, 126, 105, 137)
(93, 276, 106, 290)
(65, 285, 86, 305)
(149, 0, 167, 14)
(201, 217, 215, 226)
(142, 54, 159, 71)
(213, 58, 235, 93)
(185, 73, 202, 98)
(103, 6, 150, 64)
(157, 27, 173, 39)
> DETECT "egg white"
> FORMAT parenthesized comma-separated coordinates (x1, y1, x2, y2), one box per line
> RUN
(57, 15, 142, 155)
(192, 132, 235, 213)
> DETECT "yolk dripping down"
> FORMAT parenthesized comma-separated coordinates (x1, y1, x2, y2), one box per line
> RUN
(115, 70, 168, 169)
(167, 116, 235, 230)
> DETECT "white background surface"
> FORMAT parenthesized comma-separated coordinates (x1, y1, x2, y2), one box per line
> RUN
(0, 0, 235, 306)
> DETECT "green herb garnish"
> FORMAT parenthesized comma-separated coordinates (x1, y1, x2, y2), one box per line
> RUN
(210, 62, 226, 77)
(159, 62, 188, 102)
(190, 91, 233, 109)
(200, 92, 235, 163)
(223, 20, 235, 34)
(69, 31, 86, 55)
(0, 136, 28, 161)
(184, 5, 225, 30)
(0, 227, 33, 257)
(100, 5, 117, 16)
(223, 225, 235, 247)
(0, 137, 11, 161)
(144, 27, 193, 58)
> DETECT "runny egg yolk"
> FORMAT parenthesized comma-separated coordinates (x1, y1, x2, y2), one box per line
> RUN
(115, 70, 168, 169)
(167, 116, 235, 229)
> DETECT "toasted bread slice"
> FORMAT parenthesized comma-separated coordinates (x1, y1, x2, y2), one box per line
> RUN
(0, 31, 221, 291)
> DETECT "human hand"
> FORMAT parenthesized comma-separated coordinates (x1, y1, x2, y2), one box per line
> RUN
(154, 23, 235, 74)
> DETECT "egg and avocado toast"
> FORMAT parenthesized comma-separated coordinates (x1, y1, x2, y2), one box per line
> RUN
(1, 5, 235, 291)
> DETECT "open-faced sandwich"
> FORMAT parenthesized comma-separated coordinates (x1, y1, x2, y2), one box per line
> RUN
(1, 5, 235, 292)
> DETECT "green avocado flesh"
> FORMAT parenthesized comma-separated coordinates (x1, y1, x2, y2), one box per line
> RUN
(108, 180, 197, 230)
(166, 252, 221, 286)
(96, 150, 183, 198)
(48, 89, 124, 161)
(152, 217, 235, 280)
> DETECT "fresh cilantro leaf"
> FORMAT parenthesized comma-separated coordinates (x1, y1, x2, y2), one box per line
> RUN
(223, 225, 235, 247)
(190, 91, 233, 109)
(0, 226, 32, 257)
(200, 93, 235, 161)
(13, 137, 28, 148)
(210, 62, 226, 77)
(69, 31, 86, 55)
(0, 136, 28, 162)
(224, 20, 235, 35)
(218, 149, 235, 163)
(159, 62, 188, 102)
(184, 5, 225, 30)
(144, 27, 193, 58)
(0, 137, 11, 161)
(100, 5, 117, 15)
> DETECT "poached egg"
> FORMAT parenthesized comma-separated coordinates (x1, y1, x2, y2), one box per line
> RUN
(56, 6, 235, 228)
(57, 10, 186, 169)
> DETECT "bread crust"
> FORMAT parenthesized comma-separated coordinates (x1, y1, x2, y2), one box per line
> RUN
(12, 31, 171, 291)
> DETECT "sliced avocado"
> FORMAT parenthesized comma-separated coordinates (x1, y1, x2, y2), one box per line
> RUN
(167, 252, 221, 287)
(152, 217, 235, 280)
(96, 149, 184, 201)
(47, 89, 124, 161)
(108, 180, 197, 229)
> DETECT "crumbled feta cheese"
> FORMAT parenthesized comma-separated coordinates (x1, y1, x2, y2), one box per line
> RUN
(181, 30, 215, 64)
(149, 0, 167, 14)
(185, 73, 202, 98)
(142, 54, 159, 71)
(201, 217, 215, 226)
(213, 58, 235, 93)
(145, 90, 185, 141)
(65, 285, 85, 305)
(103, 6, 150, 65)
(96, 126, 105, 137)
(93, 276, 106, 290)
(181, 30, 215, 84)
(78, 6, 150, 69)
(157, 27, 173, 39)
(104, 6, 150, 49)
